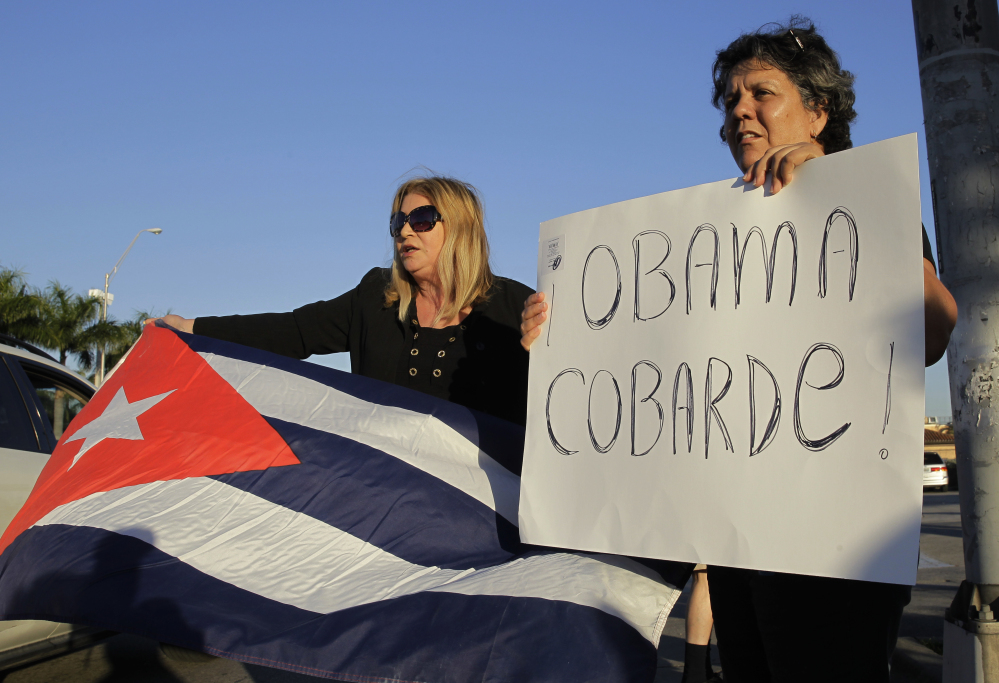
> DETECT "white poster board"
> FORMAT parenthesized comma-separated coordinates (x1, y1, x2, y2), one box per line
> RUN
(519, 135, 925, 585)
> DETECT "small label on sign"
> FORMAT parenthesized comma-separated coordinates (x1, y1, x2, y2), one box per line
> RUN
(545, 235, 565, 273)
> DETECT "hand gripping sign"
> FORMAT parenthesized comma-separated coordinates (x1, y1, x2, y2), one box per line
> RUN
(520, 135, 926, 585)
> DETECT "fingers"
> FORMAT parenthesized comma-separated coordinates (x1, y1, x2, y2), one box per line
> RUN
(744, 150, 773, 189)
(520, 322, 544, 352)
(145, 314, 195, 334)
(520, 305, 547, 336)
(771, 144, 816, 193)
(523, 291, 545, 309)
(520, 291, 548, 352)
(744, 145, 785, 190)
(744, 143, 824, 195)
(521, 301, 548, 324)
(520, 307, 547, 335)
(520, 292, 546, 326)
(771, 148, 793, 194)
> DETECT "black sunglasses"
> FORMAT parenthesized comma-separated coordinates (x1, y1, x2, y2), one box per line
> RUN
(390, 205, 442, 237)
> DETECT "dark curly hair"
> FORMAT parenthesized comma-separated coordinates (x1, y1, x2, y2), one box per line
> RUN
(711, 17, 857, 155)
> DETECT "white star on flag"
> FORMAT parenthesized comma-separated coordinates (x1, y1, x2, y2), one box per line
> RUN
(65, 386, 175, 468)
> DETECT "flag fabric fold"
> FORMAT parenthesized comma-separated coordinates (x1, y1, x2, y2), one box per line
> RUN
(0, 324, 688, 682)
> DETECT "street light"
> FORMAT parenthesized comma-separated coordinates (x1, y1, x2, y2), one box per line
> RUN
(94, 228, 163, 386)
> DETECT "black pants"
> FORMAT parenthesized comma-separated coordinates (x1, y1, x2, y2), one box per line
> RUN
(706, 566, 911, 683)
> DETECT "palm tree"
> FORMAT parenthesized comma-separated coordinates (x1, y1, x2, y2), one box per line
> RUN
(34, 282, 128, 434)
(98, 309, 160, 379)
(0, 266, 45, 344)
(34, 282, 125, 367)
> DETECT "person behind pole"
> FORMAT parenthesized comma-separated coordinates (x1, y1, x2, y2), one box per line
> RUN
(519, 16, 958, 683)
(150, 175, 534, 429)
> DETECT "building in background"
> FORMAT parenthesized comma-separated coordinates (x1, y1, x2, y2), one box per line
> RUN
(925, 422, 955, 461)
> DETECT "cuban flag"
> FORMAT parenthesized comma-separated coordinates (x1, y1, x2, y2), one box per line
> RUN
(0, 324, 687, 682)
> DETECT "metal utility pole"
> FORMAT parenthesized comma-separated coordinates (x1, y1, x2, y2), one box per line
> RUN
(93, 228, 162, 386)
(911, 0, 999, 679)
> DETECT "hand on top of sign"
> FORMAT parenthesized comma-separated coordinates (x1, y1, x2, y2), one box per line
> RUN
(143, 315, 195, 334)
(520, 292, 547, 352)
(743, 141, 824, 195)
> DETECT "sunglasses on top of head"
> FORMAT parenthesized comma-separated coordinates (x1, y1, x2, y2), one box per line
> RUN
(390, 205, 442, 237)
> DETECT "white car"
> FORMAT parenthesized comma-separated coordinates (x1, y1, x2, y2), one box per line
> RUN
(923, 451, 949, 492)
(0, 335, 111, 668)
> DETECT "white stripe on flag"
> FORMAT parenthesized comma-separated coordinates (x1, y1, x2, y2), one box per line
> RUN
(33, 478, 677, 644)
(198, 353, 521, 525)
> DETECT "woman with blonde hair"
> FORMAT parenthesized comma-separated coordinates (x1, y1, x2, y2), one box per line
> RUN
(154, 175, 533, 425)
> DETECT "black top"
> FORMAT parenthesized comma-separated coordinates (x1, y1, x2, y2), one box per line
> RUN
(195, 268, 534, 426)
(395, 323, 462, 399)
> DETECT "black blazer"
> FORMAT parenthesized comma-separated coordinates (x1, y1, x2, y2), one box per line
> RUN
(195, 268, 534, 425)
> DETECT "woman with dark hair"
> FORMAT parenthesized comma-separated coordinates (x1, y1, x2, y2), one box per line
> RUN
(152, 175, 533, 427)
(521, 17, 957, 683)
(711, 18, 858, 173)
(699, 21, 955, 683)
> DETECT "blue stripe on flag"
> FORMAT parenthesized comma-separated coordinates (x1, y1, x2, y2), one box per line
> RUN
(212, 417, 520, 569)
(0, 525, 657, 683)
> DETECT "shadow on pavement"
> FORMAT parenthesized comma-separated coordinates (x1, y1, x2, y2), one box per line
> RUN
(92, 635, 185, 683)
(919, 524, 962, 539)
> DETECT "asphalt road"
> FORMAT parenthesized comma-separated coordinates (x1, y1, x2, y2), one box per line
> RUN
(900, 490, 964, 643)
(0, 490, 962, 683)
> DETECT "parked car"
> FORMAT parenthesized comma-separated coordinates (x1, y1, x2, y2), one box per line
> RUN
(924, 451, 949, 492)
(0, 334, 111, 668)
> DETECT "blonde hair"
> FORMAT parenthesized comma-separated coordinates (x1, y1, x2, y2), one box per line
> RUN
(384, 175, 494, 325)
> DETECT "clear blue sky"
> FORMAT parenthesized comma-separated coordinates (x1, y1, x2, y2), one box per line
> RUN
(0, 0, 954, 419)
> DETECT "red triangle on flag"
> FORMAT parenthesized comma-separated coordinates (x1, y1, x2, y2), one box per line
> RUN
(1, 326, 300, 552)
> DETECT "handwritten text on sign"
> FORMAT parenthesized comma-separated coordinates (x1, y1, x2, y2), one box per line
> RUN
(519, 135, 925, 585)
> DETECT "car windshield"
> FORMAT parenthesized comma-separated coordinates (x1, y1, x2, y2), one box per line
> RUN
(924, 452, 944, 466)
